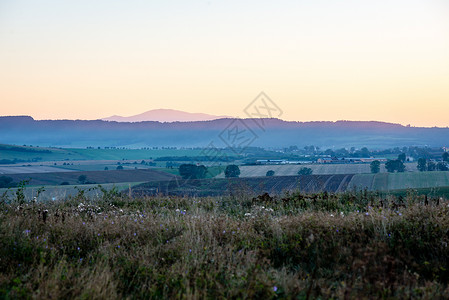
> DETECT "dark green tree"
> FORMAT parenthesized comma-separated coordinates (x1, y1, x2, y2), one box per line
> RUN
(443, 152, 449, 162)
(397, 160, 406, 172)
(335, 148, 349, 157)
(385, 159, 405, 173)
(417, 158, 427, 172)
(266, 170, 275, 176)
(385, 160, 396, 173)
(116, 165, 124, 170)
(324, 149, 335, 156)
(225, 165, 240, 178)
(195, 165, 207, 179)
(398, 153, 406, 162)
(179, 164, 197, 179)
(179, 164, 208, 179)
(297, 167, 313, 175)
(77, 175, 87, 184)
(0, 176, 15, 188)
(304, 145, 316, 154)
(360, 147, 370, 158)
(437, 162, 449, 171)
(370, 160, 380, 173)
(427, 161, 436, 171)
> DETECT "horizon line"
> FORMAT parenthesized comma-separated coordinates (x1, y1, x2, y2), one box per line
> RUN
(1, 114, 449, 129)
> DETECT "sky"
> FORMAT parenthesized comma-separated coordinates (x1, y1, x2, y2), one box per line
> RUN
(1, 0, 448, 127)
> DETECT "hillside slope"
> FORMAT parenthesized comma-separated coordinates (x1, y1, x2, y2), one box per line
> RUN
(2, 116, 449, 148)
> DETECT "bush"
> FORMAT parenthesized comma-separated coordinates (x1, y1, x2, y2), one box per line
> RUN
(427, 161, 436, 171)
(370, 160, 380, 173)
(443, 152, 449, 162)
(297, 167, 313, 175)
(225, 165, 240, 178)
(417, 158, 427, 172)
(179, 164, 207, 179)
(0, 192, 448, 298)
(266, 170, 275, 176)
(0, 159, 16, 165)
(0, 176, 16, 188)
(385, 159, 406, 173)
(77, 175, 87, 184)
(437, 162, 449, 171)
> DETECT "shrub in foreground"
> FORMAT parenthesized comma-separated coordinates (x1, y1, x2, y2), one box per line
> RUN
(0, 191, 448, 298)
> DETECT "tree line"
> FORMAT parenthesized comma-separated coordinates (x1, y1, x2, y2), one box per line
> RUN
(370, 152, 449, 173)
(178, 164, 241, 179)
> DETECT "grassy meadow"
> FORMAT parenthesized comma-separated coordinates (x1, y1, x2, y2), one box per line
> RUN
(347, 172, 449, 192)
(0, 183, 142, 202)
(221, 163, 418, 178)
(0, 144, 204, 162)
(1, 190, 449, 299)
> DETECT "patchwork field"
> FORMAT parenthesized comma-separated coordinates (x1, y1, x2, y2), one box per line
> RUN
(0, 144, 204, 162)
(216, 163, 418, 178)
(1, 159, 171, 173)
(3, 169, 178, 186)
(378, 171, 449, 191)
(132, 174, 355, 197)
(348, 171, 449, 191)
(4, 162, 449, 197)
(0, 165, 73, 175)
(136, 171, 449, 197)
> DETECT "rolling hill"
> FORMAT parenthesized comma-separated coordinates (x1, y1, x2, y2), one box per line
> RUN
(2, 116, 449, 148)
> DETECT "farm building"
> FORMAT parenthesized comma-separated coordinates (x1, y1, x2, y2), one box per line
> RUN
(345, 158, 387, 163)
(256, 159, 287, 165)
(317, 157, 387, 164)
(317, 157, 338, 164)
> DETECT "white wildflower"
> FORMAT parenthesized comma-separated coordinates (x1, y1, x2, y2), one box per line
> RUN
(307, 233, 315, 243)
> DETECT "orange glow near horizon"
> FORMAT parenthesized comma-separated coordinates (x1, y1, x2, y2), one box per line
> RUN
(1, 1, 449, 127)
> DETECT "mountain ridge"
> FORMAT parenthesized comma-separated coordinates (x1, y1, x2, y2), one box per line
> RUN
(0, 115, 407, 128)
(101, 109, 231, 123)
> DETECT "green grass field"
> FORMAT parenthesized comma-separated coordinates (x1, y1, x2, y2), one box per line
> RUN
(0, 144, 204, 162)
(55, 164, 156, 172)
(347, 171, 449, 191)
(68, 148, 204, 160)
(2, 169, 177, 187)
(371, 173, 389, 191)
(381, 186, 449, 199)
(150, 165, 226, 178)
(217, 163, 418, 178)
(386, 171, 449, 190)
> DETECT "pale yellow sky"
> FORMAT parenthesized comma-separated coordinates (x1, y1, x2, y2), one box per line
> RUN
(1, 0, 449, 126)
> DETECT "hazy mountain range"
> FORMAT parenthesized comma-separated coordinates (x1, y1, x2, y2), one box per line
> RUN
(1, 115, 449, 149)
(101, 109, 231, 122)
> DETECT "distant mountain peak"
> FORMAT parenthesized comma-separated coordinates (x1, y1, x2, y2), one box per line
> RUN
(101, 109, 231, 123)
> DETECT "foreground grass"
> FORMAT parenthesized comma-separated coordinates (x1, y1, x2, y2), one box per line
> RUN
(1, 190, 449, 299)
